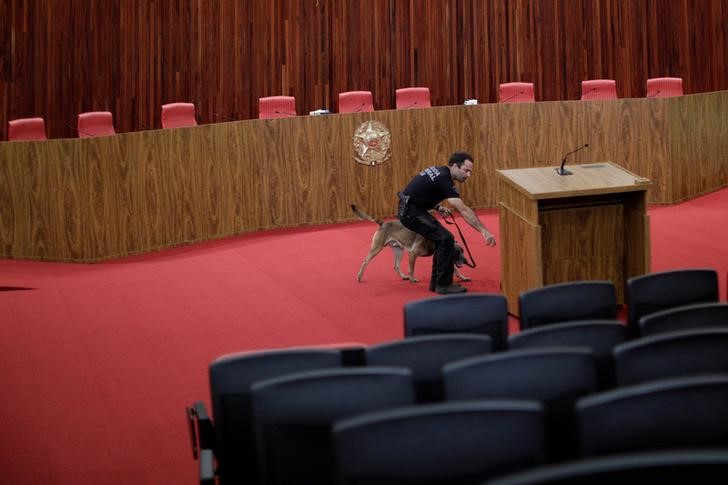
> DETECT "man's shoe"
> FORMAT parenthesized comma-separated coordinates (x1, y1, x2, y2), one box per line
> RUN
(435, 283, 468, 295)
(429, 281, 437, 292)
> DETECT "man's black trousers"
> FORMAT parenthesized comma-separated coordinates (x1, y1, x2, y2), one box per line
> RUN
(398, 212, 455, 288)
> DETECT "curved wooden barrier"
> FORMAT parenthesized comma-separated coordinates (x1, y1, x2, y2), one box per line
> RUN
(1, 91, 726, 262)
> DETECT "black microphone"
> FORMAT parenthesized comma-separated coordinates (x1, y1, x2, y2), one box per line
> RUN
(354, 102, 365, 112)
(500, 91, 523, 103)
(274, 110, 297, 116)
(555, 143, 589, 176)
(401, 101, 419, 109)
(646, 90, 661, 98)
(213, 113, 237, 121)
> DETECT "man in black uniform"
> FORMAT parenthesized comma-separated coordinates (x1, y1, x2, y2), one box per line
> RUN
(397, 151, 496, 294)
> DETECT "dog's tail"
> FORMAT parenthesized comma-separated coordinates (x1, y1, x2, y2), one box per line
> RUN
(350, 204, 384, 226)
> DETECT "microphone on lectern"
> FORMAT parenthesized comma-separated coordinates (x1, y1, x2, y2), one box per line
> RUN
(275, 110, 297, 116)
(646, 90, 661, 98)
(555, 143, 589, 176)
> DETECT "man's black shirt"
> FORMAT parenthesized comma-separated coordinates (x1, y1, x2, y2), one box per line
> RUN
(401, 166, 460, 214)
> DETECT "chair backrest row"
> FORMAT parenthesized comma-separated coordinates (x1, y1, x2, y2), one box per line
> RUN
(263, 77, 685, 115)
(201, 336, 492, 483)
(580, 77, 683, 100)
(336, 374, 728, 483)
(7, 112, 118, 140)
(261, 89, 428, 116)
(4, 91, 415, 140)
(403, 281, 618, 347)
(193, 321, 728, 484)
(403, 269, 720, 348)
(489, 448, 728, 484)
(206, 343, 728, 484)
(6, 105, 194, 141)
(6, 77, 686, 140)
(206, 343, 550, 484)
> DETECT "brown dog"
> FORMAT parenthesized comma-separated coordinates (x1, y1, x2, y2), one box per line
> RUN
(351, 204, 471, 283)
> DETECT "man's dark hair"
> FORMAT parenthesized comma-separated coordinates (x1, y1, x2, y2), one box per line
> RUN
(448, 151, 473, 167)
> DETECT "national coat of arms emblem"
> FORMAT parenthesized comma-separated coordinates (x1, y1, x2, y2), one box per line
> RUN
(352, 121, 391, 166)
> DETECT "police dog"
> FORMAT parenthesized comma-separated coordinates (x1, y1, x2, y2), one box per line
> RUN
(351, 204, 471, 283)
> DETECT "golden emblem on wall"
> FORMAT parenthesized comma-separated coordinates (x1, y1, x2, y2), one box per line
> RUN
(352, 121, 391, 166)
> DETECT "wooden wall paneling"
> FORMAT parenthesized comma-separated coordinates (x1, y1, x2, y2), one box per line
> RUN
(498, 178, 543, 314)
(0, 143, 36, 258)
(0, 144, 14, 249)
(32, 140, 79, 260)
(129, 131, 168, 253)
(271, 115, 329, 227)
(624, 193, 651, 292)
(3, 0, 728, 137)
(645, 0, 686, 93)
(667, 92, 728, 202)
(349, 112, 401, 218)
(21, 141, 56, 259)
(576, 99, 663, 200)
(685, 0, 717, 95)
(221, 122, 256, 236)
(540, 204, 625, 296)
(613, 98, 670, 200)
(176, 126, 208, 243)
(1, 92, 727, 261)
(82, 136, 121, 259)
(306, 115, 346, 222)
(458, 1, 482, 103)
(532, 0, 560, 102)
(0, 0, 7, 138)
(351, 113, 405, 219)
(117, 132, 153, 257)
(214, 122, 246, 233)
(229, 120, 265, 231)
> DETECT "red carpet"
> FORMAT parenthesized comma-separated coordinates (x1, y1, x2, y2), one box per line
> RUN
(1, 188, 727, 484)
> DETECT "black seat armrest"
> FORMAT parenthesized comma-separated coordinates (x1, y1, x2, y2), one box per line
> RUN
(199, 449, 215, 485)
(186, 401, 215, 459)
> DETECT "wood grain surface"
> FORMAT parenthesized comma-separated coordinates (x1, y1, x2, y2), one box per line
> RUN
(0, 92, 725, 262)
(497, 164, 651, 312)
(2, 0, 727, 139)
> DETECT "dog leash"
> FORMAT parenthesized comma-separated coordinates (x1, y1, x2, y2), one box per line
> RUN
(440, 212, 477, 268)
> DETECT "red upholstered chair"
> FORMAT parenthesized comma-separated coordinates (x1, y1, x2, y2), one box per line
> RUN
(161, 102, 198, 129)
(77, 111, 116, 138)
(338, 91, 374, 113)
(8, 117, 48, 141)
(396, 87, 431, 109)
(646, 77, 684, 98)
(499, 82, 536, 103)
(258, 96, 297, 119)
(581, 79, 618, 100)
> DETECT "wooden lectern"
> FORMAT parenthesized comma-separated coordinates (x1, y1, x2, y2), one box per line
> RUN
(497, 162, 651, 315)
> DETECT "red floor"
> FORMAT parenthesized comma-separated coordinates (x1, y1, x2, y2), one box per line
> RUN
(1, 187, 727, 484)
